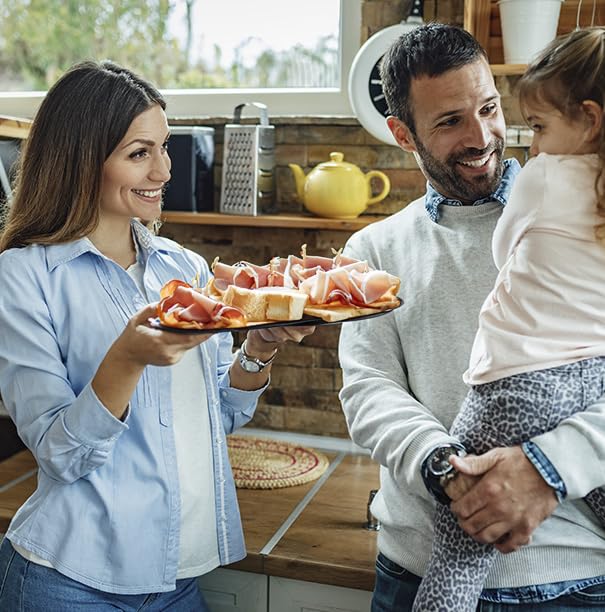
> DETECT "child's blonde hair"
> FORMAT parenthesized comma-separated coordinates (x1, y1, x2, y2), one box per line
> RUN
(517, 27, 605, 241)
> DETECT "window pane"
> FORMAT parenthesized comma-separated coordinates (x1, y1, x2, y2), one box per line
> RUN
(0, 0, 340, 92)
(170, 0, 340, 88)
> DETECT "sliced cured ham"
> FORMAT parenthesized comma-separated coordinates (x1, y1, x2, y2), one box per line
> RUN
(158, 280, 246, 329)
(210, 258, 286, 293)
(204, 246, 401, 321)
(299, 266, 400, 308)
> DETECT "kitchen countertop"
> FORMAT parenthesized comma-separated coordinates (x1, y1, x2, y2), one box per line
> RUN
(0, 432, 380, 591)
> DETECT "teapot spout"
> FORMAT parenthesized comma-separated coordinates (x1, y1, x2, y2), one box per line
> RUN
(288, 163, 306, 202)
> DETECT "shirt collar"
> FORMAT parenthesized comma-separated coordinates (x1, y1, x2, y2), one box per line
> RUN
(45, 219, 182, 272)
(424, 157, 521, 223)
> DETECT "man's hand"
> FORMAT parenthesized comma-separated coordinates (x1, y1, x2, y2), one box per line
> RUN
(443, 470, 479, 502)
(449, 446, 559, 553)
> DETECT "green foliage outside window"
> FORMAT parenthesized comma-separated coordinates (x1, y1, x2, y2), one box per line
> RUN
(0, 0, 337, 91)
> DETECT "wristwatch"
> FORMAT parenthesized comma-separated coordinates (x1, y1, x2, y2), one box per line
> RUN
(238, 339, 277, 374)
(421, 444, 467, 505)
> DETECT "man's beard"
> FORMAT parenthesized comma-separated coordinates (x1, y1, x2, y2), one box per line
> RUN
(414, 136, 505, 203)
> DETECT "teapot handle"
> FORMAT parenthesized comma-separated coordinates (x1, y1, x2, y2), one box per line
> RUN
(365, 171, 391, 206)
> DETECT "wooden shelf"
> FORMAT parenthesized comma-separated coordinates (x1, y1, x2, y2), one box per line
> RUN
(160, 211, 385, 231)
(490, 64, 526, 76)
(0, 116, 32, 140)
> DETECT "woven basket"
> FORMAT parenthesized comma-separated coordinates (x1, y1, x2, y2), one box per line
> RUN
(227, 435, 329, 489)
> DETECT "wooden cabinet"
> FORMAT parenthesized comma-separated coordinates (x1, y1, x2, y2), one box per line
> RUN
(198, 571, 372, 612)
(269, 576, 372, 612)
(198, 569, 268, 612)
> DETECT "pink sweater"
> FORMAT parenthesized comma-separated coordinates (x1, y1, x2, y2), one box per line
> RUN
(465, 153, 605, 384)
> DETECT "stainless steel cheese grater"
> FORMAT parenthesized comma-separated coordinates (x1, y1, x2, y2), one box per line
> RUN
(219, 102, 275, 215)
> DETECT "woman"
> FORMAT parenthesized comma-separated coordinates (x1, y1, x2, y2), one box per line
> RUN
(0, 59, 313, 610)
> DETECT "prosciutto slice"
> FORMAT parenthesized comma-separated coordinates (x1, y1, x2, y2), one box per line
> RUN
(212, 259, 285, 291)
(201, 245, 400, 319)
(158, 280, 246, 329)
(299, 266, 400, 307)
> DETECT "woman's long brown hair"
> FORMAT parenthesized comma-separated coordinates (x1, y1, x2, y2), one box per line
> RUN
(0, 60, 165, 252)
(517, 27, 605, 242)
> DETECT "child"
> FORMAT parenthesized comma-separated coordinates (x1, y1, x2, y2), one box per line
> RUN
(413, 27, 605, 612)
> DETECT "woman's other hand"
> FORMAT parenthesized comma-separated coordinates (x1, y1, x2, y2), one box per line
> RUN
(246, 325, 316, 354)
(229, 325, 316, 391)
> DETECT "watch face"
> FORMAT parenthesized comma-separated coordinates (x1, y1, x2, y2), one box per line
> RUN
(429, 448, 457, 476)
(239, 350, 263, 373)
(241, 358, 261, 374)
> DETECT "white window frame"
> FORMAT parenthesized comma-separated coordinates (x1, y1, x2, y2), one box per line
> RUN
(0, 0, 360, 119)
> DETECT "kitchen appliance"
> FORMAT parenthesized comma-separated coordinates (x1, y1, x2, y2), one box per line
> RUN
(0, 138, 21, 202)
(163, 126, 215, 212)
(219, 102, 275, 216)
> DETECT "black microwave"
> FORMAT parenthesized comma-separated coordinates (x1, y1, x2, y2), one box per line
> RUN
(0, 138, 21, 202)
(163, 126, 215, 212)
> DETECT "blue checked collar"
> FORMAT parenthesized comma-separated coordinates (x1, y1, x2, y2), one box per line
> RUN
(424, 158, 521, 223)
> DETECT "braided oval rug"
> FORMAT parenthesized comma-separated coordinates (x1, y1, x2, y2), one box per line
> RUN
(227, 435, 329, 489)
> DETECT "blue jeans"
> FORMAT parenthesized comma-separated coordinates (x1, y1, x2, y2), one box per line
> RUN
(372, 553, 605, 611)
(0, 538, 209, 611)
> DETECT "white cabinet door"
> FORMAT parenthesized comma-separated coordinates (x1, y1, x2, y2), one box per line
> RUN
(198, 568, 268, 612)
(269, 576, 372, 612)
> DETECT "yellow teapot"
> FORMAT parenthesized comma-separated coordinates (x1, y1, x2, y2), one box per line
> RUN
(288, 152, 391, 219)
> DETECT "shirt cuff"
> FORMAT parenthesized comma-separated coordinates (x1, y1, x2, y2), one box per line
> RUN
(522, 440, 566, 503)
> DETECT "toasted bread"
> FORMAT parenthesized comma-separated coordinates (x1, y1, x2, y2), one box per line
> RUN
(303, 297, 400, 323)
(222, 285, 308, 322)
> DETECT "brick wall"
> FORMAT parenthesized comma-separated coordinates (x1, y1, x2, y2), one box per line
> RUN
(160, 0, 527, 437)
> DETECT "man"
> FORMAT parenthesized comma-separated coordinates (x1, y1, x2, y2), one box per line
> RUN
(339, 23, 605, 611)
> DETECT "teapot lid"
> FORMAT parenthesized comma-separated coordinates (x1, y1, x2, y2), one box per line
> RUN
(320, 152, 357, 171)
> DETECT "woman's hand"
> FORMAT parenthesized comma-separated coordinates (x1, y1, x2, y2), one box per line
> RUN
(115, 303, 212, 367)
(245, 325, 317, 358)
(229, 325, 316, 391)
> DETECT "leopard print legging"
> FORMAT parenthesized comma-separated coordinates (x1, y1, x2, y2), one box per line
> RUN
(412, 356, 605, 612)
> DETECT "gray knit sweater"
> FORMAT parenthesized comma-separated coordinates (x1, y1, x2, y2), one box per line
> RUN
(338, 197, 605, 589)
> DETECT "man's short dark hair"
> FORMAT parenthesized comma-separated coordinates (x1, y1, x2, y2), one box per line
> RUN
(380, 23, 488, 133)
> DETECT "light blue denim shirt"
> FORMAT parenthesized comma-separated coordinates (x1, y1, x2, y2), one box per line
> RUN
(0, 221, 264, 595)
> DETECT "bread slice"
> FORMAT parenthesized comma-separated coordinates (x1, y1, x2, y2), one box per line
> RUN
(222, 285, 308, 322)
(303, 305, 380, 322)
(303, 297, 401, 323)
